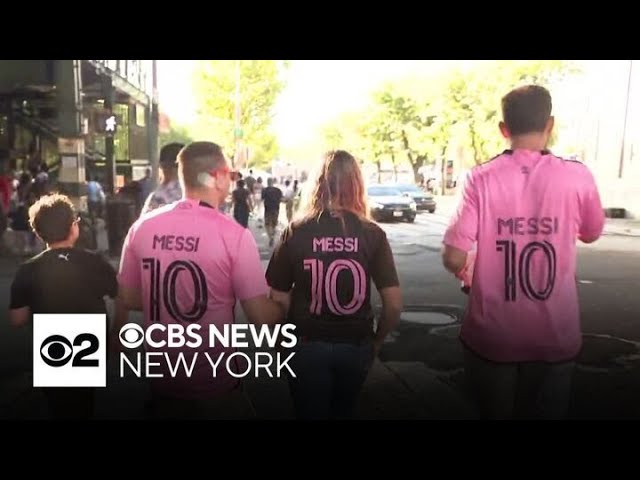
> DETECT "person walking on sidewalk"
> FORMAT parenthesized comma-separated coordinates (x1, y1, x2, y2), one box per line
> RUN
(266, 150, 403, 419)
(252, 177, 264, 220)
(262, 177, 283, 247)
(283, 179, 296, 223)
(232, 178, 252, 228)
(442, 85, 605, 420)
(116, 141, 285, 419)
(8, 193, 118, 419)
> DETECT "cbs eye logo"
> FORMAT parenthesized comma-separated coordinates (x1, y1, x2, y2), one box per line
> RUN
(33, 314, 107, 387)
(40, 333, 99, 368)
(119, 323, 144, 349)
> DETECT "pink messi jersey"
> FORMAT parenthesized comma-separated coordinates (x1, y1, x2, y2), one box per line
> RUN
(444, 149, 605, 362)
(118, 198, 268, 398)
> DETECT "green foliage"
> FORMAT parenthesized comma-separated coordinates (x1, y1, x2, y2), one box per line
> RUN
(159, 123, 193, 146)
(322, 60, 580, 180)
(192, 60, 288, 169)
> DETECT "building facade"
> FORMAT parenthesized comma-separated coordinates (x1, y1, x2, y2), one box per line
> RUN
(0, 60, 159, 198)
(555, 60, 640, 218)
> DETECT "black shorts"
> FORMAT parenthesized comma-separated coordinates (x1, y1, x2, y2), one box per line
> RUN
(264, 210, 279, 228)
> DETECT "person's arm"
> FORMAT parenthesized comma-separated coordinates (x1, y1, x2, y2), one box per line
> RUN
(245, 190, 254, 210)
(270, 289, 291, 315)
(578, 167, 605, 244)
(9, 307, 30, 328)
(375, 287, 402, 354)
(265, 226, 294, 316)
(9, 266, 32, 328)
(91, 253, 130, 352)
(98, 184, 106, 203)
(442, 245, 468, 275)
(370, 230, 402, 354)
(240, 295, 286, 326)
(442, 171, 479, 276)
(233, 229, 286, 325)
(112, 224, 142, 342)
(96, 254, 119, 300)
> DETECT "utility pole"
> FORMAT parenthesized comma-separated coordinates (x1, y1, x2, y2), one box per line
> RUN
(149, 60, 159, 189)
(618, 59, 633, 179)
(234, 60, 242, 169)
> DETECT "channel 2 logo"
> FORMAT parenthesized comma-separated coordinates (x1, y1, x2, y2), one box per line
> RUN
(33, 314, 107, 387)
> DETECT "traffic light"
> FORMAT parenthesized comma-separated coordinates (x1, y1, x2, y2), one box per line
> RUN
(93, 111, 118, 134)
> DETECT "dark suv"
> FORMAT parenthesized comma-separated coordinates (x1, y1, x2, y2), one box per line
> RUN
(367, 184, 417, 222)
(394, 183, 436, 213)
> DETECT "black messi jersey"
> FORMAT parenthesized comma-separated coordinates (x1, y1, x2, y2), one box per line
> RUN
(265, 211, 399, 343)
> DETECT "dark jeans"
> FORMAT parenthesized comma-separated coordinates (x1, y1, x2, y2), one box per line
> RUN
(463, 343, 574, 420)
(88, 201, 103, 219)
(234, 209, 249, 228)
(287, 340, 375, 420)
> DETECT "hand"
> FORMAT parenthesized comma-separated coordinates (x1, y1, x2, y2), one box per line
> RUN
(455, 250, 476, 288)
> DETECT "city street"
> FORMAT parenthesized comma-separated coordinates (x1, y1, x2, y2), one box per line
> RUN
(248, 202, 640, 419)
(1, 204, 639, 419)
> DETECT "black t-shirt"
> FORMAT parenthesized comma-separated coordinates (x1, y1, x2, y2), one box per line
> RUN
(245, 176, 256, 193)
(232, 187, 250, 213)
(262, 186, 283, 214)
(10, 247, 118, 315)
(265, 211, 399, 343)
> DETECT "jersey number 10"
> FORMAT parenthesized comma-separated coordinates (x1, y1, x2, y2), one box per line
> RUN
(303, 258, 366, 316)
(495, 240, 557, 302)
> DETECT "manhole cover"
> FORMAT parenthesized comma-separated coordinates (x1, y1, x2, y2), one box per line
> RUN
(401, 311, 457, 325)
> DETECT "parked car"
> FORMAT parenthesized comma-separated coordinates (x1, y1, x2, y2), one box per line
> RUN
(367, 184, 416, 223)
(393, 183, 436, 213)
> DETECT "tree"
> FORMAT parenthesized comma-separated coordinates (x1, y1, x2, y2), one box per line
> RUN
(372, 89, 442, 183)
(319, 61, 579, 186)
(192, 60, 288, 169)
(320, 111, 381, 179)
(361, 110, 393, 184)
(441, 61, 579, 166)
(321, 124, 344, 150)
(159, 123, 193, 146)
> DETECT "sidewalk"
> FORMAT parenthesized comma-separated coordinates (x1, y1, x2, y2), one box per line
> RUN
(0, 208, 474, 420)
(242, 211, 475, 420)
(602, 218, 640, 237)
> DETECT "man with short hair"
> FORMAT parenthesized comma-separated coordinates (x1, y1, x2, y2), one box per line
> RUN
(442, 85, 605, 420)
(9, 193, 118, 419)
(116, 141, 286, 419)
(141, 143, 184, 215)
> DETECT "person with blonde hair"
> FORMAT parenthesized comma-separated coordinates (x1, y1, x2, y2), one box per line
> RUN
(266, 150, 402, 419)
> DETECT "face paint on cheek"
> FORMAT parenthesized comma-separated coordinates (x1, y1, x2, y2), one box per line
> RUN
(197, 172, 216, 188)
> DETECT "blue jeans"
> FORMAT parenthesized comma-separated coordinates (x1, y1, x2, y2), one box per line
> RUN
(287, 340, 375, 420)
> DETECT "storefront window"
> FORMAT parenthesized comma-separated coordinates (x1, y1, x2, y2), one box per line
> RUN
(114, 103, 129, 161)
